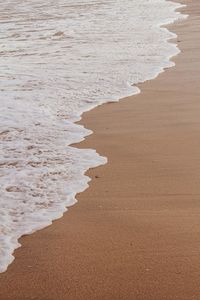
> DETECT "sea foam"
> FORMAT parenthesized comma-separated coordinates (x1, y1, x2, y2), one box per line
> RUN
(0, 0, 186, 272)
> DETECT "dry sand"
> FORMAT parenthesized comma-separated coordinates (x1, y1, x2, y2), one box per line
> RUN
(0, 0, 200, 299)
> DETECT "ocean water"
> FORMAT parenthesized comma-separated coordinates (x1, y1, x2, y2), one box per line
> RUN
(0, 0, 186, 272)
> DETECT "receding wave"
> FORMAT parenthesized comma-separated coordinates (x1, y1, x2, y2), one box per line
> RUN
(0, 0, 186, 272)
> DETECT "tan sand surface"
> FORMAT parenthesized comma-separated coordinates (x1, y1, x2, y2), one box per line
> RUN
(0, 1, 200, 299)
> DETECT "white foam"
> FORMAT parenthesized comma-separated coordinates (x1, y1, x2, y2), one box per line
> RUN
(0, 0, 186, 272)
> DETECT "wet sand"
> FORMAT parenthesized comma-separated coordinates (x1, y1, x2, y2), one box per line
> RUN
(1, 0, 200, 299)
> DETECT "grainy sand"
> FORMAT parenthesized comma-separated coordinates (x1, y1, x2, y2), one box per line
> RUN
(0, 1, 200, 299)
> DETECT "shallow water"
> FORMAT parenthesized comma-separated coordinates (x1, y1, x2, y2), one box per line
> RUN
(0, 0, 186, 272)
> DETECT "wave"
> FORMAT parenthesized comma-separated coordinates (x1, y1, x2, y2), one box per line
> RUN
(0, 0, 186, 272)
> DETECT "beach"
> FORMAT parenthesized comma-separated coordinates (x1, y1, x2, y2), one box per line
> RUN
(0, 0, 200, 299)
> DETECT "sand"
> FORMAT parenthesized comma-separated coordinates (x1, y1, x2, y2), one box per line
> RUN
(0, 0, 200, 299)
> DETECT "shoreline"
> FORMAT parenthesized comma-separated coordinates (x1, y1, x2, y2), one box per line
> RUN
(0, 0, 183, 274)
(0, 0, 184, 275)
(1, 0, 200, 299)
